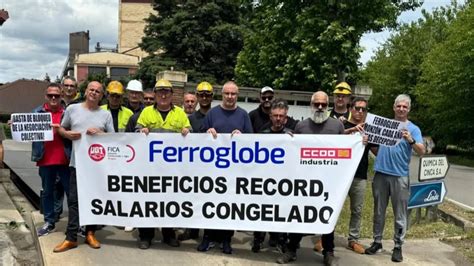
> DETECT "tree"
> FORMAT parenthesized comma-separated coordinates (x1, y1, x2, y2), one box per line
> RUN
(235, 0, 422, 92)
(138, 0, 244, 87)
(415, 2, 474, 150)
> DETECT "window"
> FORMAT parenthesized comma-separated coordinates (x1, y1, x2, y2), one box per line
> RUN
(110, 67, 129, 80)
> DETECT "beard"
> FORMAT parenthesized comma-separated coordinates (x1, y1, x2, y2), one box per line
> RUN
(311, 109, 330, 124)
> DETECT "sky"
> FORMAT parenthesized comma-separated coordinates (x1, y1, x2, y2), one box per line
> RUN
(0, 0, 458, 84)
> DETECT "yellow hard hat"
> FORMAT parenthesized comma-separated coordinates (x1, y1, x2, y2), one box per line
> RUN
(155, 79, 173, 89)
(196, 81, 213, 93)
(333, 82, 352, 95)
(106, 81, 124, 95)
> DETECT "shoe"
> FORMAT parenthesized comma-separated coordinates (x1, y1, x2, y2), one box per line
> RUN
(124, 227, 134, 232)
(392, 247, 403, 262)
(252, 238, 263, 253)
(313, 239, 322, 252)
(138, 239, 151, 249)
(323, 251, 335, 266)
(348, 241, 365, 254)
(178, 229, 198, 241)
(85, 232, 101, 249)
(365, 242, 382, 255)
(197, 237, 213, 252)
(222, 240, 232, 254)
(276, 251, 297, 264)
(164, 238, 180, 247)
(37, 222, 55, 237)
(53, 240, 78, 253)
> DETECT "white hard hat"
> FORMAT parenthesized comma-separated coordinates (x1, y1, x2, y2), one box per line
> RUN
(126, 80, 143, 92)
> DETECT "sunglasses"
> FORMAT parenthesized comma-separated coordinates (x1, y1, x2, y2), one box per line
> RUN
(197, 92, 213, 97)
(109, 94, 122, 98)
(311, 102, 328, 109)
(354, 106, 367, 112)
(47, 94, 61, 99)
(261, 96, 274, 101)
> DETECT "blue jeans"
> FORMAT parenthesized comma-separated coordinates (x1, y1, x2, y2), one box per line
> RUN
(39, 165, 70, 224)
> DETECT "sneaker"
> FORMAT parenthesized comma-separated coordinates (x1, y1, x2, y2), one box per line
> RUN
(391, 247, 403, 262)
(37, 223, 55, 237)
(313, 239, 323, 252)
(124, 227, 134, 232)
(323, 251, 335, 266)
(365, 242, 383, 255)
(222, 240, 232, 254)
(276, 251, 297, 264)
(252, 238, 263, 253)
(197, 237, 213, 252)
(348, 241, 365, 254)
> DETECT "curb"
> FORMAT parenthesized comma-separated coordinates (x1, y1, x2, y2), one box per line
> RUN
(438, 208, 474, 233)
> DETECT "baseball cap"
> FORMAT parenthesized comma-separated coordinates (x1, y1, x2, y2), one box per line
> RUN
(126, 80, 143, 92)
(261, 86, 274, 94)
(333, 82, 352, 95)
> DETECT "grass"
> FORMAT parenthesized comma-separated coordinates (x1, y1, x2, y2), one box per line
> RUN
(447, 155, 474, 168)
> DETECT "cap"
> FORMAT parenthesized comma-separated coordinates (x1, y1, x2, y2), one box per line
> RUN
(126, 80, 143, 92)
(196, 81, 213, 93)
(106, 81, 124, 95)
(155, 79, 173, 89)
(333, 82, 352, 95)
(261, 86, 274, 94)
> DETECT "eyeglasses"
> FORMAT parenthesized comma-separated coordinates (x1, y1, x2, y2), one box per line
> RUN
(109, 94, 122, 98)
(261, 96, 274, 101)
(354, 106, 367, 112)
(63, 84, 75, 88)
(197, 92, 213, 97)
(155, 89, 172, 95)
(335, 94, 348, 99)
(311, 102, 328, 109)
(144, 97, 155, 101)
(47, 94, 61, 99)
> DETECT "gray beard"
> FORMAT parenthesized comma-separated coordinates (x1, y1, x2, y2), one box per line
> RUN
(311, 110, 329, 124)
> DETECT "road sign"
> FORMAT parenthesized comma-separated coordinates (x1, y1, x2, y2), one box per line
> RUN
(408, 181, 447, 209)
(418, 155, 450, 182)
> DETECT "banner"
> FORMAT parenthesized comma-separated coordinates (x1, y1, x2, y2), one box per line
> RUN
(75, 133, 364, 234)
(364, 113, 407, 147)
(10, 113, 53, 142)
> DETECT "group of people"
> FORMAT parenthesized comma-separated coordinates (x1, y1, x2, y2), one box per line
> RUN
(31, 77, 424, 265)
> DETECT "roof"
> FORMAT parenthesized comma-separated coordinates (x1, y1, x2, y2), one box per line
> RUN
(0, 79, 49, 115)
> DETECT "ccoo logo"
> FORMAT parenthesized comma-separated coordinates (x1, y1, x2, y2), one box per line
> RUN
(88, 144, 106, 161)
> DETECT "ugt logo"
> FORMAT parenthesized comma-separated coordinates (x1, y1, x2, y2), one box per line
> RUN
(88, 144, 106, 162)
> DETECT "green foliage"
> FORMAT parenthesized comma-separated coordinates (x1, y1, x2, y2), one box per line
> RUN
(236, 0, 422, 92)
(138, 0, 244, 85)
(416, 2, 474, 149)
(362, 4, 458, 120)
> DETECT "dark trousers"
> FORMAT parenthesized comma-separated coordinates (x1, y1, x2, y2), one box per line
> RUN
(254, 231, 286, 243)
(54, 174, 65, 219)
(66, 167, 96, 242)
(39, 165, 69, 225)
(287, 231, 334, 253)
(203, 229, 234, 242)
(138, 228, 175, 242)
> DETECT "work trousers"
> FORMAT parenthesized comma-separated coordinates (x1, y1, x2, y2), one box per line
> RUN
(348, 178, 367, 242)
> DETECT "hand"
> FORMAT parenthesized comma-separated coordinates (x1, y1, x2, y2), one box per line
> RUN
(140, 128, 150, 135)
(401, 129, 414, 143)
(354, 123, 365, 133)
(181, 127, 190, 136)
(207, 128, 217, 139)
(286, 131, 294, 137)
(362, 135, 368, 145)
(66, 131, 81, 140)
(338, 116, 347, 122)
(51, 123, 60, 133)
(86, 128, 103, 135)
(231, 129, 241, 137)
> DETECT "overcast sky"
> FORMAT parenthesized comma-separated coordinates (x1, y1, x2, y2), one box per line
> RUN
(0, 0, 456, 84)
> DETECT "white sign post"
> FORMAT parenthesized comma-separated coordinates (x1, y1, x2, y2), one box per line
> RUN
(418, 155, 450, 182)
(10, 113, 53, 142)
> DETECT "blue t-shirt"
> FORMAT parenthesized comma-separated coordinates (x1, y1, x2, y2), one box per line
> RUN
(374, 121, 422, 177)
(202, 105, 253, 134)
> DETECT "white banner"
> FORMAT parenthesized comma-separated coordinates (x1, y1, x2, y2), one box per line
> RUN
(364, 113, 407, 147)
(10, 113, 53, 142)
(75, 133, 364, 234)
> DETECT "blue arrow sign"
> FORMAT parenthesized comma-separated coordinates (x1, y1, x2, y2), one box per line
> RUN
(408, 181, 447, 209)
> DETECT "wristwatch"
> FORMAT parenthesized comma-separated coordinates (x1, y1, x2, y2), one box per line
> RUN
(409, 139, 416, 145)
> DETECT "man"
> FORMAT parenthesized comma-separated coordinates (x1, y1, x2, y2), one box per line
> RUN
(135, 79, 191, 249)
(249, 86, 297, 132)
(101, 81, 133, 132)
(365, 94, 425, 262)
(277, 91, 345, 266)
(198, 81, 253, 254)
(61, 76, 81, 107)
(183, 92, 197, 115)
(330, 81, 352, 121)
(125, 88, 155, 133)
(125, 79, 144, 114)
(178, 81, 214, 242)
(32, 83, 70, 236)
(53, 81, 114, 253)
(343, 97, 377, 254)
(252, 99, 291, 253)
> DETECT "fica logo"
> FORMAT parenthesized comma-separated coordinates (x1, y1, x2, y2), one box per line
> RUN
(299, 148, 351, 166)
